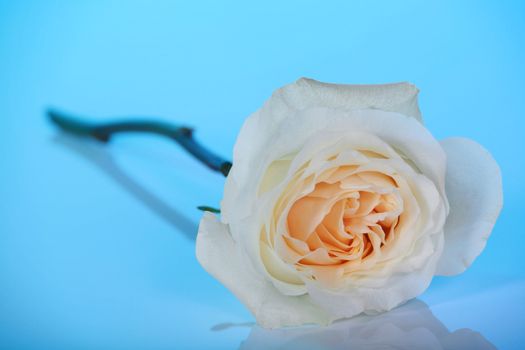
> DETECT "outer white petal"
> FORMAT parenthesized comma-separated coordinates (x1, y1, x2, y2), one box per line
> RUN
(277, 78, 423, 121)
(436, 137, 503, 276)
(196, 212, 331, 328)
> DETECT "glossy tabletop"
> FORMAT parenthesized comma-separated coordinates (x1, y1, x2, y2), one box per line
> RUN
(1, 1, 524, 349)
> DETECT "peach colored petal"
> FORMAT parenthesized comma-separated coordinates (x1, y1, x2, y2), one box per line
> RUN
(287, 196, 330, 240)
(315, 223, 351, 250)
(300, 248, 341, 266)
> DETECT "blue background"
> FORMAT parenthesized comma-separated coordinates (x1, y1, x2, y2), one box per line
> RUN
(1, 1, 524, 349)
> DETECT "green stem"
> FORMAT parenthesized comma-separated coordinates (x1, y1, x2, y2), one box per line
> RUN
(47, 109, 232, 177)
(197, 205, 221, 214)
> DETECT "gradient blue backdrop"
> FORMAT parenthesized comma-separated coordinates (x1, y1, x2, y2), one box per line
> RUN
(1, 1, 524, 349)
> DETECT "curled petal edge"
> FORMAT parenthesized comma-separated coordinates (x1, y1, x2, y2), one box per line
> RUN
(436, 137, 503, 276)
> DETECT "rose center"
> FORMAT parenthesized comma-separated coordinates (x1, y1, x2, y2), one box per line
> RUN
(285, 173, 402, 269)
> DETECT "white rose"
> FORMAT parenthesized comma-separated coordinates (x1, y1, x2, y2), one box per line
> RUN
(196, 78, 502, 328)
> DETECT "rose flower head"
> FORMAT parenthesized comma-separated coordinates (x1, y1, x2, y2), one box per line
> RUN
(196, 78, 503, 328)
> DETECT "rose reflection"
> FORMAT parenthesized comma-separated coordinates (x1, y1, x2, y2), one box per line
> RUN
(240, 300, 495, 350)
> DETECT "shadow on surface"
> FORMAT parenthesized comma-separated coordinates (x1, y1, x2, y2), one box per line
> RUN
(239, 300, 495, 350)
(211, 322, 255, 331)
(53, 133, 198, 241)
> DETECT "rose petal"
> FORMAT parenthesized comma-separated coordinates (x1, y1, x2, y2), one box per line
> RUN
(436, 137, 503, 275)
(196, 212, 331, 328)
(278, 78, 423, 121)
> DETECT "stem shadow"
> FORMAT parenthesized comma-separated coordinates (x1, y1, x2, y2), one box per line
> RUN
(52, 133, 198, 241)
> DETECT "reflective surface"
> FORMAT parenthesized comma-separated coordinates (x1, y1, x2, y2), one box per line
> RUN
(1, 1, 524, 349)
(243, 300, 496, 350)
